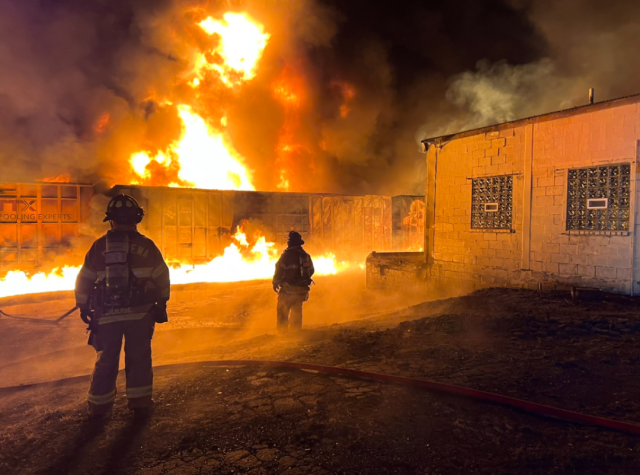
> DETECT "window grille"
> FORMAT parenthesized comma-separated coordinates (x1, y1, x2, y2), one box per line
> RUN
(471, 175, 513, 229)
(566, 164, 631, 231)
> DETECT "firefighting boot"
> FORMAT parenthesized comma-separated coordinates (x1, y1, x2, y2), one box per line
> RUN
(133, 406, 152, 420)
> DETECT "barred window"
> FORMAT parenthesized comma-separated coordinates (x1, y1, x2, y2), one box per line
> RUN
(471, 175, 513, 230)
(566, 164, 631, 232)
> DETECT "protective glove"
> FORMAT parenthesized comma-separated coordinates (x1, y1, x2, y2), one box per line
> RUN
(272, 283, 280, 293)
(151, 301, 168, 323)
(80, 310, 92, 324)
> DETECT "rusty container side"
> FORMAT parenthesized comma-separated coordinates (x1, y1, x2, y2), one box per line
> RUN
(110, 186, 396, 262)
(112, 185, 234, 264)
(392, 195, 426, 251)
(232, 191, 310, 247)
(0, 183, 94, 269)
(309, 195, 392, 255)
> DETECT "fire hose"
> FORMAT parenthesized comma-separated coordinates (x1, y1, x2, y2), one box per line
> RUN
(1, 358, 640, 436)
(0, 306, 78, 324)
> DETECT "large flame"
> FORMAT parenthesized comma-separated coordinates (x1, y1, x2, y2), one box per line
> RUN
(130, 105, 254, 190)
(0, 266, 81, 299)
(0, 227, 353, 299)
(129, 12, 269, 190)
(272, 66, 307, 191)
(196, 13, 270, 86)
(0, 11, 366, 301)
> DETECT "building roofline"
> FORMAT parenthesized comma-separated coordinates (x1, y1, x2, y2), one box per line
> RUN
(421, 92, 640, 146)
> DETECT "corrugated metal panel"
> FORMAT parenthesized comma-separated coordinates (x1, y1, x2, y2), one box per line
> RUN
(232, 191, 310, 247)
(112, 186, 397, 263)
(0, 184, 418, 269)
(392, 196, 425, 251)
(0, 183, 93, 268)
(309, 195, 392, 255)
(113, 185, 235, 264)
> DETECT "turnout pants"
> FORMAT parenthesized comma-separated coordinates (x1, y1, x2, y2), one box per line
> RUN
(277, 284, 310, 331)
(88, 314, 155, 414)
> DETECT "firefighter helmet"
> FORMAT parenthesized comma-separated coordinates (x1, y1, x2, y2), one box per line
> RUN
(103, 194, 145, 224)
(287, 230, 304, 246)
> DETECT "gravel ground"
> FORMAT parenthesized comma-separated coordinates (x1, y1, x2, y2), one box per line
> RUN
(2, 287, 640, 474)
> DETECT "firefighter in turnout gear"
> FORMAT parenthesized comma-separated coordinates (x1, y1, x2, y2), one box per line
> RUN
(272, 231, 314, 332)
(75, 194, 170, 418)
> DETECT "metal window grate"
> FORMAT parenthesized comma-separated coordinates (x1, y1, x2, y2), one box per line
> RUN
(471, 175, 513, 229)
(566, 164, 630, 231)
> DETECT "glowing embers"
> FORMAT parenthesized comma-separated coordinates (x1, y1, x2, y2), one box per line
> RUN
(566, 164, 631, 232)
(471, 175, 513, 230)
(129, 105, 254, 191)
(196, 13, 270, 86)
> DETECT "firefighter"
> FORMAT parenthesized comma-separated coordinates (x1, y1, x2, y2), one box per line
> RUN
(272, 231, 314, 332)
(75, 194, 170, 419)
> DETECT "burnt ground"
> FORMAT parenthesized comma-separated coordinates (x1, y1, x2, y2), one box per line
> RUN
(2, 284, 640, 474)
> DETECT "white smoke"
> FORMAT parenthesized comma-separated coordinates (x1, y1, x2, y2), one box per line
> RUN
(438, 59, 584, 136)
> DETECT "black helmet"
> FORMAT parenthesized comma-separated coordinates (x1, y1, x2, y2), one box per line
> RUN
(104, 194, 145, 224)
(287, 230, 304, 247)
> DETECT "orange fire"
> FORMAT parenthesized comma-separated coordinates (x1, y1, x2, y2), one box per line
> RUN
(0, 11, 368, 302)
(195, 13, 270, 87)
(40, 174, 73, 183)
(128, 12, 269, 191)
(0, 227, 351, 299)
(94, 113, 111, 133)
(273, 65, 307, 191)
(130, 105, 254, 190)
(333, 81, 356, 118)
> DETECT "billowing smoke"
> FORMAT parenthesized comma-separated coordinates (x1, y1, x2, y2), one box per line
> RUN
(1, 0, 637, 196)
(428, 0, 640, 138)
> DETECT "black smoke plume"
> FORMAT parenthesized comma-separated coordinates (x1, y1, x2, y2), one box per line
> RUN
(0, 0, 636, 196)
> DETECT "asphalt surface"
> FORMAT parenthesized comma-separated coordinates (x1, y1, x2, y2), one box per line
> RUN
(2, 280, 640, 474)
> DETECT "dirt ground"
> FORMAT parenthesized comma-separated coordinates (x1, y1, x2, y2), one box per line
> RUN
(2, 273, 640, 474)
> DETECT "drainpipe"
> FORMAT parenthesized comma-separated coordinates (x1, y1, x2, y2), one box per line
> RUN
(631, 142, 639, 296)
(423, 141, 439, 274)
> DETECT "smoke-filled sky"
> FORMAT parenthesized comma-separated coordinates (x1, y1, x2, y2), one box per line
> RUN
(1, 0, 639, 195)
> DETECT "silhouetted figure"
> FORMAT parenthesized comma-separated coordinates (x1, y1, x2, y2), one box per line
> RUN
(272, 231, 314, 332)
(75, 194, 170, 419)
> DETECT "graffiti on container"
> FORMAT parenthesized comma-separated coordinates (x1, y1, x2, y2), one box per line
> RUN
(0, 199, 71, 222)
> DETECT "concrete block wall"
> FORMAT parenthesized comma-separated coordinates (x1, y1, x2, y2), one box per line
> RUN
(365, 252, 426, 290)
(427, 101, 640, 294)
(429, 125, 529, 289)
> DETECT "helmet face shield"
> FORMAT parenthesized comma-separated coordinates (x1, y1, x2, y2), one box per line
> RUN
(104, 194, 145, 224)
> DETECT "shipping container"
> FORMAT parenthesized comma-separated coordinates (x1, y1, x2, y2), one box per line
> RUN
(112, 185, 394, 263)
(0, 183, 94, 269)
(112, 185, 235, 263)
(0, 183, 416, 270)
(392, 196, 425, 251)
(309, 195, 392, 255)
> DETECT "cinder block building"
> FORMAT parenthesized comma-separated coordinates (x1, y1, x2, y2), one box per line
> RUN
(368, 94, 640, 295)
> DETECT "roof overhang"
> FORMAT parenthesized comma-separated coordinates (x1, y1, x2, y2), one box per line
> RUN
(421, 92, 640, 150)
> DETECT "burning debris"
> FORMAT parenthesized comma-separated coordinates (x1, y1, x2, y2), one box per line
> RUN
(0, 5, 410, 299)
(0, 224, 349, 299)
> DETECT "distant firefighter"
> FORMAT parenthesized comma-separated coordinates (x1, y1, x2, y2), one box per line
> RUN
(272, 231, 314, 332)
(74, 194, 170, 419)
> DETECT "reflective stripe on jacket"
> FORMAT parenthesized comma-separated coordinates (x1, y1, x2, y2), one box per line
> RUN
(75, 230, 170, 315)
